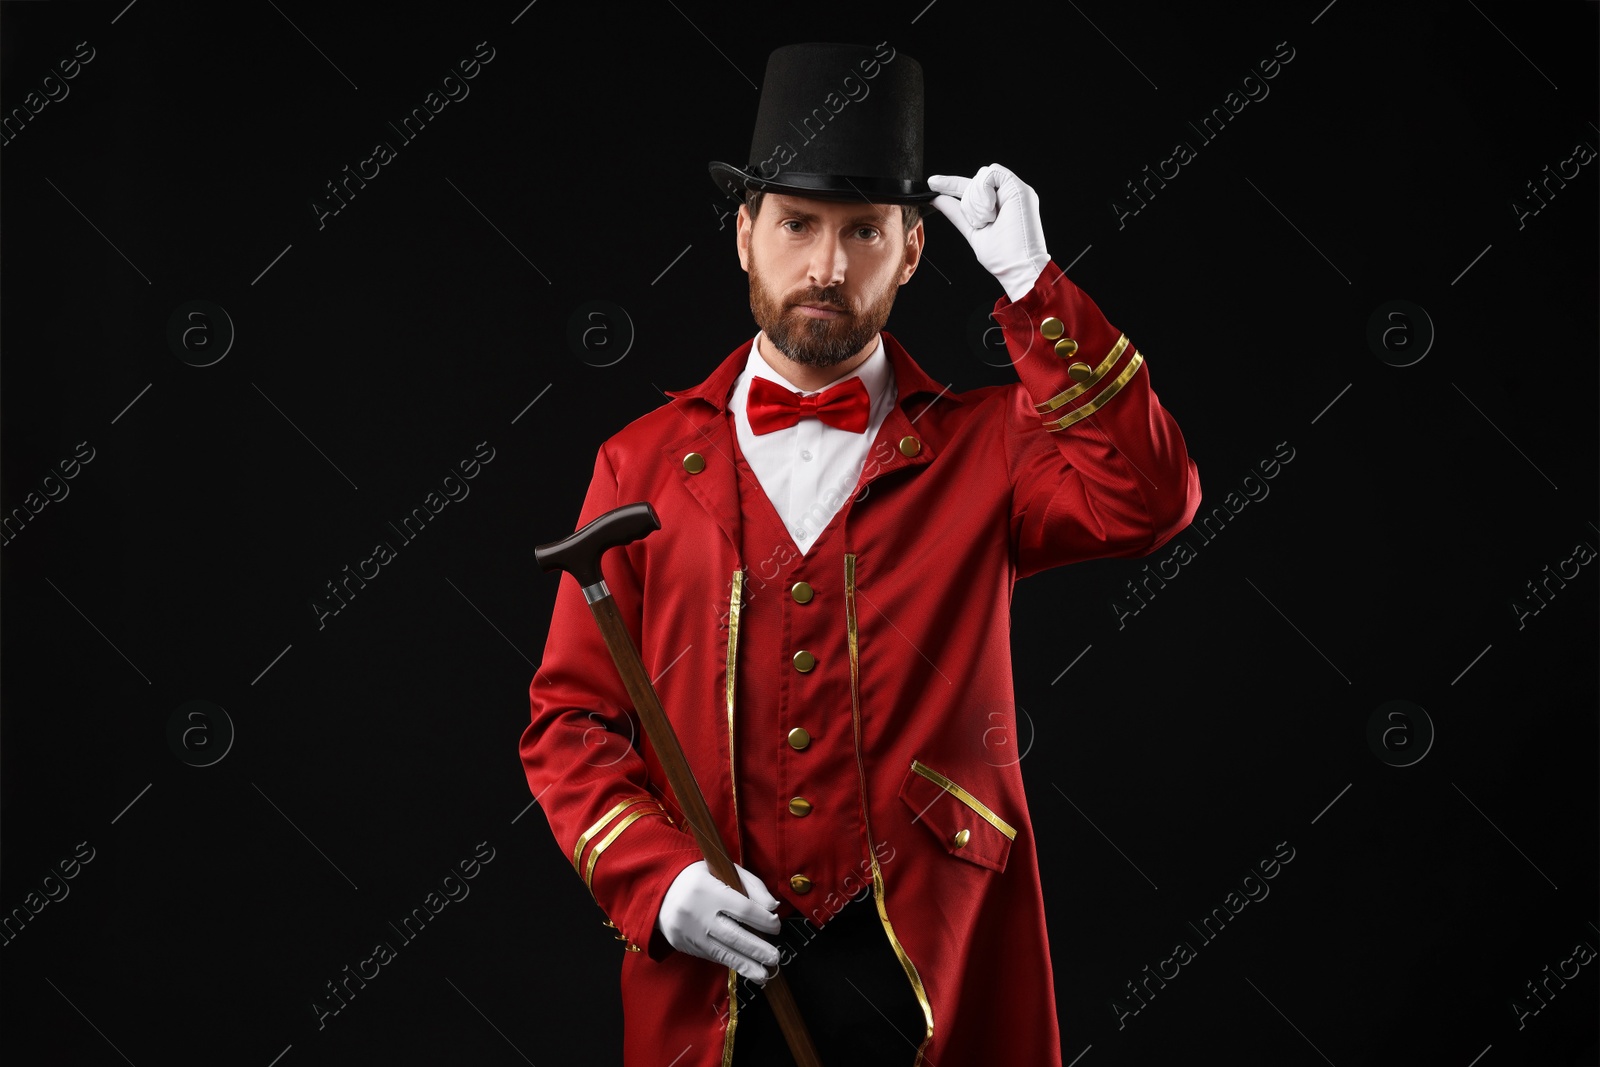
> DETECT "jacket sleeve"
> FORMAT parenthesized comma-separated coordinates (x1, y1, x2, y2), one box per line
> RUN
(520, 441, 705, 959)
(990, 259, 1201, 579)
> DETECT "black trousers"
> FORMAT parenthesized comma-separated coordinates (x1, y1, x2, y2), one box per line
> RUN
(729, 893, 924, 1066)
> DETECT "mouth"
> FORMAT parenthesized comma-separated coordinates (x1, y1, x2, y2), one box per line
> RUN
(794, 303, 847, 319)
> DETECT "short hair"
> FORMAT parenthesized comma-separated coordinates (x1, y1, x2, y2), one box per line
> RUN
(745, 189, 920, 239)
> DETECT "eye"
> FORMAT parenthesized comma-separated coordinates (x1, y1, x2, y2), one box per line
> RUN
(782, 220, 805, 233)
(855, 226, 880, 239)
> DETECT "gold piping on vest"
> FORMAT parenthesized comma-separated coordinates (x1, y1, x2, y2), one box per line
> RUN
(909, 759, 1017, 840)
(846, 552, 934, 1062)
(720, 968, 740, 1067)
(726, 567, 744, 851)
(722, 566, 745, 1067)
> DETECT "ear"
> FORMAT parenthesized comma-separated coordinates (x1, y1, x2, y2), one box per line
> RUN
(736, 204, 752, 273)
(898, 217, 925, 285)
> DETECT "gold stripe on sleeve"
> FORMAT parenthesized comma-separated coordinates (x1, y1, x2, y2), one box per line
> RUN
(1044, 350, 1145, 432)
(1035, 334, 1130, 413)
(583, 808, 657, 892)
(572, 796, 656, 871)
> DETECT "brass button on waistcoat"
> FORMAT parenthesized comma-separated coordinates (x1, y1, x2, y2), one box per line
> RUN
(790, 874, 813, 894)
(682, 452, 706, 474)
(1053, 338, 1079, 360)
(952, 828, 971, 850)
(792, 650, 816, 672)
(898, 435, 921, 457)
(1040, 316, 1065, 340)
(790, 581, 813, 604)
(788, 796, 813, 817)
(787, 727, 811, 750)
(1067, 361, 1093, 382)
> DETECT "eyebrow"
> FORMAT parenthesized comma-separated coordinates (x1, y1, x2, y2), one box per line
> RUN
(775, 207, 892, 227)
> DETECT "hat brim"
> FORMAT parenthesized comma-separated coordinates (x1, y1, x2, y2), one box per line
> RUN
(709, 161, 937, 209)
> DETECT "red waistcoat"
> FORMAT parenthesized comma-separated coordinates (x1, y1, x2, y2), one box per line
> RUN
(521, 261, 1202, 1066)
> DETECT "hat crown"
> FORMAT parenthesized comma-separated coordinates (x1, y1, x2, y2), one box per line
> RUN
(708, 41, 932, 205)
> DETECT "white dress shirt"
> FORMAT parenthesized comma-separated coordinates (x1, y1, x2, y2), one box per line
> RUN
(726, 330, 897, 556)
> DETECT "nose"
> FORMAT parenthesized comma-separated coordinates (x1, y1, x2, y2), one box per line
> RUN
(806, 229, 847, 288)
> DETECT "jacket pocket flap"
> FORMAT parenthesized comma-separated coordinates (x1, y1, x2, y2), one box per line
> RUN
(898, 759, 1014, 873)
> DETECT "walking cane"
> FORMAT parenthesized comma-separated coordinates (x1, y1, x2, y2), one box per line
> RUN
(536, 500, 823, 1067)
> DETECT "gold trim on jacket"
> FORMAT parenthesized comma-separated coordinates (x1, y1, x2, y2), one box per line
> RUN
(847, 552, 935, 1062)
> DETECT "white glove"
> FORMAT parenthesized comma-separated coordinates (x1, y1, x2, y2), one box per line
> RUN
(655, 859, 782, 983)
(927, 164, 1052, 304)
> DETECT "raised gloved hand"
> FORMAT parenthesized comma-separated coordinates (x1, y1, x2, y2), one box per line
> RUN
(655, 859, 782, 984)
(927, 164, 1052, 304)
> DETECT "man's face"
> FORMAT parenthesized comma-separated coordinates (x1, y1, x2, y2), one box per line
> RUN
(737, 193, 924, 368)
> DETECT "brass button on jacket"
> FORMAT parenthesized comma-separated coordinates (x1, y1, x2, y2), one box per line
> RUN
(898, 435, 921, 457)
(787, 727, 811, 750)
(790, 581, 813, 604)
(952, 828, 971, 850)
(682, 451, 706, 474)
(792, 650, 816, 672)
(1040, 316, 1065, 340)
(1067, 361, 1093, 382)
(788, 796, 813, 817)
(790, 874, 813, 894)
(1053, 337, 1079, 360)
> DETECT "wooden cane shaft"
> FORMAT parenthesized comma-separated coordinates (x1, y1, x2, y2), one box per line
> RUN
(587, 592, 823, 1067)
(590, 595, 736, 880)
(760, 975, 818, 1065)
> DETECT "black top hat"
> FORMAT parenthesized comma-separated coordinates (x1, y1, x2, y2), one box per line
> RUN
(708, 42, 935, 208)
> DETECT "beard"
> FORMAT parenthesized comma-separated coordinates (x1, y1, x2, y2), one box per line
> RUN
(748, 256, 900, 368)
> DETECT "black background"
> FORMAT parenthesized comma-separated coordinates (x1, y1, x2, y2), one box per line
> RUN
(2, 1, 1595, 1064)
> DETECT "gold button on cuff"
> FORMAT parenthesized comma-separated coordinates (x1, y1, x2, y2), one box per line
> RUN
(792, 650, 816, 672)
(788, 796, 813, 817)
(790, 581, 813, 604)
(682, 452, 706, 474)
(787, 727, 811, 750)
(1040, 316, 1065, 340)
(602, 919, 617, 928)
(625, 943, 641, 952)
(898, 435, 921, 457)
(1054, 338, 1079, 359)
(789, 874, 813, 894)
(952, 828, 971, 850)
(1067, 361, 1093, 383)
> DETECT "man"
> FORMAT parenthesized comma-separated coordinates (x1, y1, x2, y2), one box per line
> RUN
(520, 41, 1200, 1066)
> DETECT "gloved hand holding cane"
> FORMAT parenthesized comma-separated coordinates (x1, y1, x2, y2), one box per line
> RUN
(535, 501, 822, 1067)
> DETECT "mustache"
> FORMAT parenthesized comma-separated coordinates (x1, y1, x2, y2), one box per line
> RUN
(789, 290, 850, 312)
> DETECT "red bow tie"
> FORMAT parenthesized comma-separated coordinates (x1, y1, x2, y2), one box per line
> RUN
(746, 374, 871, 435)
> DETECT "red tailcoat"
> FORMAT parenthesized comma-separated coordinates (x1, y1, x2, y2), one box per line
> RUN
(520, 260, 1200, 1066)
